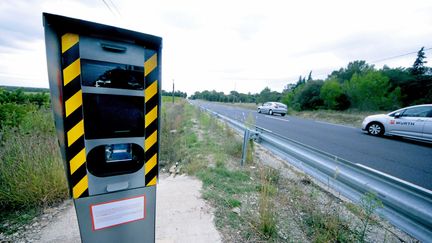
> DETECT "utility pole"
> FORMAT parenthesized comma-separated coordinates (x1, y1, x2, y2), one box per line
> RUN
(233, 81, 236, 103)
(172, 79, 175, 104)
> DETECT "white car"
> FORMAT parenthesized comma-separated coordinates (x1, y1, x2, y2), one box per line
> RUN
(362, 104, 432, 142)
(257, 102, 287, 116)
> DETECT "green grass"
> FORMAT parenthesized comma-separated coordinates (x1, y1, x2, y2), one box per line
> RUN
(166, 103, 282, 241)
(161, 95, 183, 103)
(0, 106, 68, 234)
(160, 99, 189, 166)
(258, 168, 278, 238)
(198, 167, 255, 196)
(197, 164, 264, 239)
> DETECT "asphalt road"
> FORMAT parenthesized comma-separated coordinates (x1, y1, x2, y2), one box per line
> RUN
(192, 100, 432, 190)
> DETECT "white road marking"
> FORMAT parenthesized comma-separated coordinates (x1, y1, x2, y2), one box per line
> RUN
(315, 121, 356, 129)
(265, 115, 289, 122)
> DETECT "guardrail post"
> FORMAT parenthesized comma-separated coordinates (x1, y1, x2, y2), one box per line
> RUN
(241, 129, 250, 166)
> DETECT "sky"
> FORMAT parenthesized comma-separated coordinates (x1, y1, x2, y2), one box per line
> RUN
(0, 0, 431, 96)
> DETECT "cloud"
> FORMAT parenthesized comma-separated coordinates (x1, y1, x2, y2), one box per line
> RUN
(235, 15, 267, 40)
(0, 1, 44, 50)
(162, 11, 201, 30)
(296, 31, 431, 71)
(1, 0, 432, 95)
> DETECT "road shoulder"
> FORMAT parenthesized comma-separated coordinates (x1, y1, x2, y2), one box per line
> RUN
(6, 174, 221, 243)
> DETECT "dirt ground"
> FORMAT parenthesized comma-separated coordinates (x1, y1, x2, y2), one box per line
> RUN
(4, 174, 221, 243)
(155, 173, 221, 243)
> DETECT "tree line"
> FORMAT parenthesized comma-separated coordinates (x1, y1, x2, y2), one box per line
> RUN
(191, 47, 431, 111)
(161, 90, 187, 98)
(0, 89, 50, 129)
(0, 88, 49, 107)
(0, 86, 49, 93)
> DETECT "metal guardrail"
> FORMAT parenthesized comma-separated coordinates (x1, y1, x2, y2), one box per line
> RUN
(198, 105, 432, 242)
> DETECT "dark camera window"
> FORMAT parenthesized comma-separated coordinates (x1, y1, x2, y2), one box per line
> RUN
(81, 59, 144, 90)
(83, 93, 144, 139)
(87, 143, 144, 177)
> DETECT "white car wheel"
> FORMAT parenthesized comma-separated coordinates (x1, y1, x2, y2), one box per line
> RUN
(367, 123, 384, 136)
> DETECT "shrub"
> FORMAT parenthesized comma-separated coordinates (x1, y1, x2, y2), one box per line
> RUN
(0, 103, 31, 129)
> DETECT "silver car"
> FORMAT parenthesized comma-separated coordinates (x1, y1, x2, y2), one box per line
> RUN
(257, 102, 287, 116)
(362, 104, 432, 142)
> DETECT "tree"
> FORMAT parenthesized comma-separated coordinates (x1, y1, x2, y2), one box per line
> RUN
(256, 87, 283, 104)
(230, 90, 240, 103)
(281, 91, 295, 108)
(257, 87, 272, 104)
(307, 71, 313, 81)
(292, 80, 324, 110)
(380, 66, 415, 106)
(320, 78, 349, 110)
(344, 70, 400, 110)
(329, 60, 375, 83)
(28, 92, 49, 107)
(0, 88, 5, 103)
(294, 76, 306, 89)
(283, 83, 296, 93)
(411, 47, 427, 76)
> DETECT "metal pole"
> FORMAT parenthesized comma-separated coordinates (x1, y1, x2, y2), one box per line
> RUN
(241, 129, 250, 166)
(172, 79, 175, 104)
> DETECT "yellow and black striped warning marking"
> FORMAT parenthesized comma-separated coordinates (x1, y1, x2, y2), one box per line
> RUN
(61, 33, 88, 199)
(144, 50, 159, 186)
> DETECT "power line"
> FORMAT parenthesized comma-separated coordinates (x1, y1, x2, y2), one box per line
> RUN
(288, 47, 432, 82)
(370, 47, 432, 64)
(108, 0, 122, 17)
(101, 0, 115, 15)
(101, 0, 121, 17)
